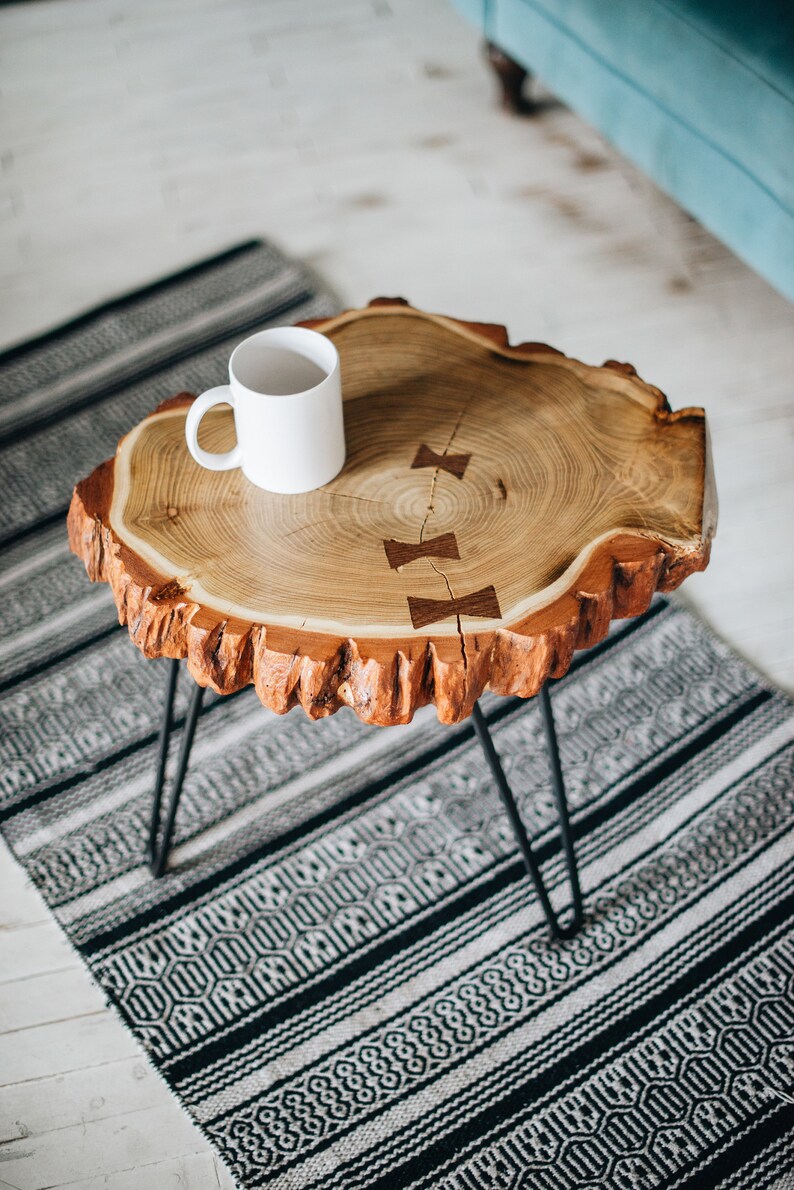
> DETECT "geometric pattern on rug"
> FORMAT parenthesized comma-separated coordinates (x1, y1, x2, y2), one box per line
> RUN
(1, 241, 792, 1189)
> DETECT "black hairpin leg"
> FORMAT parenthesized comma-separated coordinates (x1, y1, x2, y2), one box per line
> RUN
(147, 658, 204, 878)
(471, 683, 583, 940)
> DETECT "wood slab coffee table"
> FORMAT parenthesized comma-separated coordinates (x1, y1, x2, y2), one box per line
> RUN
(68, 299, 716, 937)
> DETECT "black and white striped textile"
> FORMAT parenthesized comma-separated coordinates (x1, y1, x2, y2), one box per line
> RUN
(1, 242, 792, 1189)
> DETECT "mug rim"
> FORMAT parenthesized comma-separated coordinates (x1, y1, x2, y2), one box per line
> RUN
(229, 326, 339, 399)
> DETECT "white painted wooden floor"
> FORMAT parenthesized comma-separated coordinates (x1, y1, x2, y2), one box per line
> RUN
(0, 0, 792, 1185)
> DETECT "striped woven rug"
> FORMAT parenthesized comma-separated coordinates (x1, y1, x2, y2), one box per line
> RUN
(1, 241, 792, 1189)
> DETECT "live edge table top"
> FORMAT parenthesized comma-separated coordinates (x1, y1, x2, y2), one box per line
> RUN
(68, 299, 716, 727)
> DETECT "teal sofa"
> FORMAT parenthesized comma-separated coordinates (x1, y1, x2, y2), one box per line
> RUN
(451, 0, 794, 301)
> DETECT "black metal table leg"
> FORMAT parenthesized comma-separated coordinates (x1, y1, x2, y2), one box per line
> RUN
(146, 664, 581, 928)
(471, 684, 583, 940)
(147, 659, 204, 878)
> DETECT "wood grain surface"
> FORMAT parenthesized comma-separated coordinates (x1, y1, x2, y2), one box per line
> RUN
(68, 301, 716, 726)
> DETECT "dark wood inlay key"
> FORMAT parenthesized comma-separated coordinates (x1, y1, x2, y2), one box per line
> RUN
(383, 532, 460, 570)
(411, 443, 471, 479)
(407, 585, 502, 629)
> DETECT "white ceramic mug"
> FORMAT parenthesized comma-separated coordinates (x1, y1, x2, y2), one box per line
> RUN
(185, 326, 345, 494)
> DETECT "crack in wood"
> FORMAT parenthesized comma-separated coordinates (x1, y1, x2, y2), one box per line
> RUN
(427, 557, 455, 603)
(458, 614, 468, 680)
(417, 397, 474, 546)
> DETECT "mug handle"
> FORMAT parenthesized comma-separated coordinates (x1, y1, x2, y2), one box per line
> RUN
(185, 386, 243, 471)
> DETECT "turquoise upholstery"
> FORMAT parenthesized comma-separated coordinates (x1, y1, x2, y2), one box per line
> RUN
(451, 0, 794, 300)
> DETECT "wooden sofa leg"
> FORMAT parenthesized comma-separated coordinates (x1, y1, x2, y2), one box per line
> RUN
(484, 42, 531, 113)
